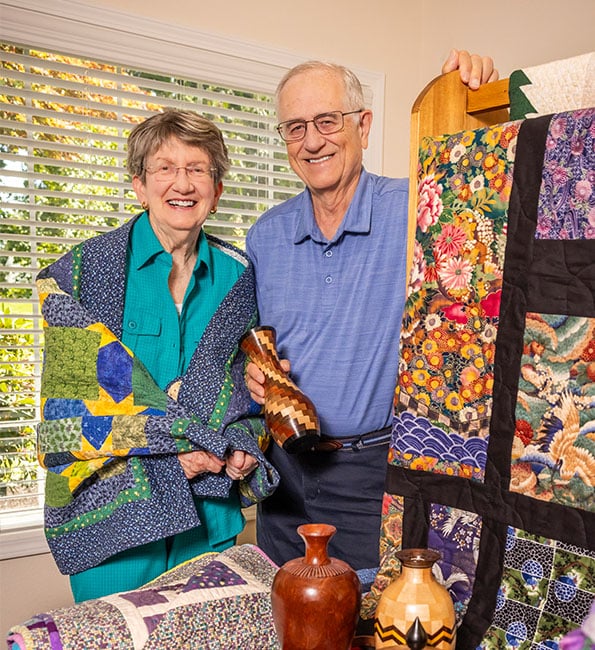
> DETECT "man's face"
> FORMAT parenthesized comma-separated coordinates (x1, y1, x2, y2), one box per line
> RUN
(277, 69, 372, 197)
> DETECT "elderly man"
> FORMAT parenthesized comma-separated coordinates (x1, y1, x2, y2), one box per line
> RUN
(246, 51, 498, 572)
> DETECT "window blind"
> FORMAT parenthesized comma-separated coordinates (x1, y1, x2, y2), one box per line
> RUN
(0, 42, 302, 523)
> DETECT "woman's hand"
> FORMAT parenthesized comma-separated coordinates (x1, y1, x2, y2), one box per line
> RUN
(178, 450, 225, 480)
(225, 449, 259, 481)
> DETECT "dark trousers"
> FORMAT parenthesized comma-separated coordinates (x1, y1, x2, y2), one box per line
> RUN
(256, 440, 388, 571)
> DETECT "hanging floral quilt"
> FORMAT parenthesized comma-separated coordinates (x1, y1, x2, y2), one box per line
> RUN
(364, 107, 595, 649)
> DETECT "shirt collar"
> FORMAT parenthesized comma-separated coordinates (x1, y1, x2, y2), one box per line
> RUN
(129, 211, 210, 275)
(293, 168, 373, 244)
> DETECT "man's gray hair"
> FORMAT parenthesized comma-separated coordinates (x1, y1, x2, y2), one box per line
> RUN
(275, 61, 365, 112)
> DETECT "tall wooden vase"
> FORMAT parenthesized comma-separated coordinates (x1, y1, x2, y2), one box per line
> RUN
(271, 523, 361, 650)
(374, 548, 456, 649)
(240, 325, 320, 453)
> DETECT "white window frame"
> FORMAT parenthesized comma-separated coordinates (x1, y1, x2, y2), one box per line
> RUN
(0, 0, 385, 560)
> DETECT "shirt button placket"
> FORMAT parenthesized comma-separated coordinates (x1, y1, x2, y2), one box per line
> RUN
(324, 247, 334, 285)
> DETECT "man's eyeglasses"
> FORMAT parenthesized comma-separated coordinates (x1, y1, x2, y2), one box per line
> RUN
(276, 110, 364, 143)
(144, 162, 216, 182)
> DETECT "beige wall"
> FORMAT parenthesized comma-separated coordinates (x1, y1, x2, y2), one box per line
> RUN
(76, 0, 594, 176)
(2, 0, 594, 637)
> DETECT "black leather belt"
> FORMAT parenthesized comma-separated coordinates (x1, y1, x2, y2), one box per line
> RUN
(314, 426, 392, 452)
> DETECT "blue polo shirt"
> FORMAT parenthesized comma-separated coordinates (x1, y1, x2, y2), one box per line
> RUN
(246, 168, 409, 438)
(122, 211, 245, 546)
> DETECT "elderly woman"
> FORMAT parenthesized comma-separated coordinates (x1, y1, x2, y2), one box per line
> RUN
(36, 109, 278, 602)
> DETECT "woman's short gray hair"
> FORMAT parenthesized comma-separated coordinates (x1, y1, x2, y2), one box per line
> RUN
(275, 61, 365, 112)
(127, 109, 230, 185)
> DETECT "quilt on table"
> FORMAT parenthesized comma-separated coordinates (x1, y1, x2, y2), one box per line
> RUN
(509, 52, 595, 120)
(364, 108, 595, 649)
(6, 544, 281, 650)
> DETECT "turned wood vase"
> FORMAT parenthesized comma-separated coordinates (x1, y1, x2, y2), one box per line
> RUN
(271, 523, 361, 650)
(374, 548, 456, 649)
(240, 325, 320, 453)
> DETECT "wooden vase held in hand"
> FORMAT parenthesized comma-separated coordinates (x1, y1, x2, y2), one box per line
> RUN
(374, 548, 456, 649)
(240, 325, 320, 453)
(271, 523, 362, 650)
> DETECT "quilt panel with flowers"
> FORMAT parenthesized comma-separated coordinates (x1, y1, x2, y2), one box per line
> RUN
(391, 120, 519, 482)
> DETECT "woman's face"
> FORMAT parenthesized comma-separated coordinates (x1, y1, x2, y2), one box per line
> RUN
(132, 136, 223, 243)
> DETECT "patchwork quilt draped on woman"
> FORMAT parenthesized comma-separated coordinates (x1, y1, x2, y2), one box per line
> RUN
(365, 108, 595, 649)
(36, 216, 279, 575)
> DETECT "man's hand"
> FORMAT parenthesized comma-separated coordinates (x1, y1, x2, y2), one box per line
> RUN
(245, 359, 291, 405)
(442, 48, 499, 90)
(178, 450, 225, 480)
(225, 449, 259, 481)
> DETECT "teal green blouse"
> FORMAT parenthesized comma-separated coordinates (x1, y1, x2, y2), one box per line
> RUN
(122, 212, 246, 546)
